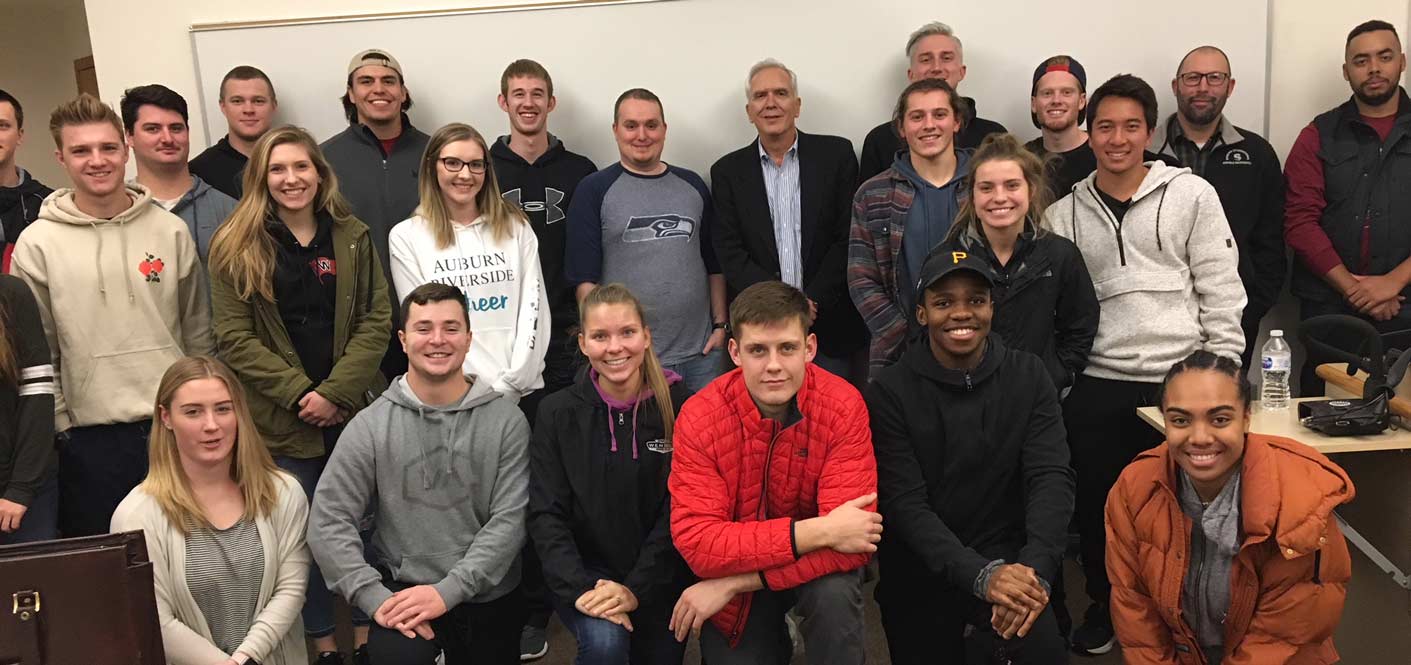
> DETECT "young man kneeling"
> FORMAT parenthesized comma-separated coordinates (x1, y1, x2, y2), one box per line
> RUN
(868, 249, 1075, 664)
(669, 281, 880, 664)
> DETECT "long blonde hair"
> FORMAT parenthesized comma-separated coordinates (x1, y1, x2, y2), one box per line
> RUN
(0, 300, 15, 386)
(209, 125, 356, 302)
(142, 356, 284, 534)
(416, 123, 526, 248)
(579, 284, 676, 441)
(945, 132, 1056, 242)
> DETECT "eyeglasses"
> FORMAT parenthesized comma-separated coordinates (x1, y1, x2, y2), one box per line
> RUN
(438, 157, 487, 174)
(1178, 71, 1231, 87)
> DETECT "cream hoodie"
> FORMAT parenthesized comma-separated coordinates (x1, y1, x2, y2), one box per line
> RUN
(388, 213, 550, 401)
(10, 183, 212, 430)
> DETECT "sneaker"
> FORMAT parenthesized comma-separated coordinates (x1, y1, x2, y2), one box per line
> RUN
(519, 625, 548, 661)
(1070, 603, 1115, 655)
(314, 652, 346, 665)
(353, 644, 371, 665)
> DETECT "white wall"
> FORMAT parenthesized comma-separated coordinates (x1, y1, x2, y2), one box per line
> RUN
(81, 0, 1408, 160)
(1, 0, 92, 186)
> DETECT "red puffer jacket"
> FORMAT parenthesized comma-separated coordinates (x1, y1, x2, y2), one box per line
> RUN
(670, 364, 877, 646)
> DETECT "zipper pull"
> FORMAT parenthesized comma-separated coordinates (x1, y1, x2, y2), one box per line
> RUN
(617, 412, 625, 426)
(964, 371, 973, 391)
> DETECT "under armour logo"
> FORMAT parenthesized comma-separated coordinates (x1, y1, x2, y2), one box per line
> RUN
(502, 187, 566, 224)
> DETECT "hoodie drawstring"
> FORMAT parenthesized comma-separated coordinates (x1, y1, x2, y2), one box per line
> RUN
(1154, 183, 1171, 253)
(89, 221, 109, 300)
(414, 404, 433, 490)
(118, 217, 135, 303)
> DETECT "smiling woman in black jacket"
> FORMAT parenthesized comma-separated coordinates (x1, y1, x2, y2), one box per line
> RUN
(529, 283, 693, 665)
(868, 250, 1075, 664)
(944, 132, 1098, 390)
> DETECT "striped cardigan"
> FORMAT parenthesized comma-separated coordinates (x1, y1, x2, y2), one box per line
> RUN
(847, 168, 918, 371)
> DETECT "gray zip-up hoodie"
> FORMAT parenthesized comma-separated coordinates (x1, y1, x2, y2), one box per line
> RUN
(168, 174, 236, 265)
(308, 375, 529, 616)
(1044, 161, 1247, 382)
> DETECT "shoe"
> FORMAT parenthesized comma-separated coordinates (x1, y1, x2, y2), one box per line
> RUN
(1070, 603, 1115, 655)
(519, 625, 548, 661)
(353, 644, 371, 665)
(314, 652, 346, 665)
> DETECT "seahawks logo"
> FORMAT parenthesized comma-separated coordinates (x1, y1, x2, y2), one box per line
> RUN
(623, 214, 696, 243)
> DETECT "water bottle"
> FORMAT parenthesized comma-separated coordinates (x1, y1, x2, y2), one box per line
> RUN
(1261, 330, 1291, 410)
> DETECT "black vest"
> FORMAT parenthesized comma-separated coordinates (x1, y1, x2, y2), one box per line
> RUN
(1292, 90, 1411, 303)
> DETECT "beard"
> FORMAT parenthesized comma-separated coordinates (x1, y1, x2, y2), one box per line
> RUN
(1353, 79, 1399, 107)
(1178, 94, 1226, 127)
(1040, 108, 1079, 132)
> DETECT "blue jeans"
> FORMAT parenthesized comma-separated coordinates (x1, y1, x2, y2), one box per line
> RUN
(556, 601, 684, 665)
(0, 473, 59, 545)
(665, 347, 727, 393)
(275, 454, 371, 637)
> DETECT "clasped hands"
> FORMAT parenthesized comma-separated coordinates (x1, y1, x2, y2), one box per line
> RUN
(985, 563, 1049, 640)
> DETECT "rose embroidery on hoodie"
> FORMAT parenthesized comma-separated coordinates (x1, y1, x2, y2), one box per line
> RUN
(138, 253, 165, 282)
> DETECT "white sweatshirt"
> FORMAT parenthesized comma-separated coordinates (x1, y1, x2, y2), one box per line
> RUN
(389, 214, 550, 400)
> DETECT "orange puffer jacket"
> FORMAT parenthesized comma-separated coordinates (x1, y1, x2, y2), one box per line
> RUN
(1106, 433, 1355, 664)
(670, 364, 876, 647)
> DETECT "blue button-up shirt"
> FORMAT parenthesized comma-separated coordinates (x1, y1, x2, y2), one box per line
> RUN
(759, 135, 802, 288)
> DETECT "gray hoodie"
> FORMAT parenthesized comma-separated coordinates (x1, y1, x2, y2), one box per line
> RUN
(1044, 161, 1247, 382)
(169, 174, 236, 265)
(308, 375, 529, 615)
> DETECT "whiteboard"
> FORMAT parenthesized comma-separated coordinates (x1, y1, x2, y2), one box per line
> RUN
(191, 0, 1271, 178)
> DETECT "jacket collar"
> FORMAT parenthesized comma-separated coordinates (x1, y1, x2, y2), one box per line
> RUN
(1142, 433, 1355, 555)
(723, 365, 810, 434)
(901, 331, 1004, 390)
(1150, 113, 1245, 155)
(1334, 87, 1411, 127)
(351, 114, 419, 152)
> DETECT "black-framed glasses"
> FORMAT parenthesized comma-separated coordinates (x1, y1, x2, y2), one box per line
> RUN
(1178, 71, 1230, 87)
(438, 157, 487, 174)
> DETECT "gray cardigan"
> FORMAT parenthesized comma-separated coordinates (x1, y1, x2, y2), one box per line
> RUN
(111, 472, 309, 665)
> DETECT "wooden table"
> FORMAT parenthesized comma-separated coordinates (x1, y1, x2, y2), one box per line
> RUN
(1136, 397, 1411, 454)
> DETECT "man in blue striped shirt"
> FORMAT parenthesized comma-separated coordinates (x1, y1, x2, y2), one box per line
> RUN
(711, 60, 867, 382)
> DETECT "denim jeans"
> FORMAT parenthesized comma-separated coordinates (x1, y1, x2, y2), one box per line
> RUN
(664, 347, 728, 393)
(274, 454, 371, 636)
(0, 473, 59, 544)
(556, 601, 684, 665)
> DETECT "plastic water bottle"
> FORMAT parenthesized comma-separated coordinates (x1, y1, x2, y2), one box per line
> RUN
(1261, 330, 1291, 410)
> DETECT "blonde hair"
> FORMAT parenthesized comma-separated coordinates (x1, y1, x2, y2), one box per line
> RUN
(417, 123, 526, 249)
(579, 284, 676, 441)
(142, 356, 284, 534)
(946, 133, 1056, 243)
(209, 126, 356, 302)
(48, 93, 124, 148)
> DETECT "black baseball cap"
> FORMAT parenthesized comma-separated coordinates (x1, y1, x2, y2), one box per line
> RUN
(916, 245, 996, 293)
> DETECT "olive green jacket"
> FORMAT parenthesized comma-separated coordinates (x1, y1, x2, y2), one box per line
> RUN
(211, 214, 392, 459)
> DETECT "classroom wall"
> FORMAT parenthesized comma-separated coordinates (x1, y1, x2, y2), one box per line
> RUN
(1, 0, 93, 186)
(79, 0, 1409, 157)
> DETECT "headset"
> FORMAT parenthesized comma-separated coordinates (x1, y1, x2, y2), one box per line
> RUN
(1295, 315, 1411, 436)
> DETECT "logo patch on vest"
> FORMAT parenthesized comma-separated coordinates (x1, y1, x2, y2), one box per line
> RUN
(644, 438, 673, 454)
(623, 214, 696, 243)
(1222, 149, 1251, 165)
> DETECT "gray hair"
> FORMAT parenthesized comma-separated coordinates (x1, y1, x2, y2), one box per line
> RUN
(906, 21, 964, 61)
(745, 59, 799, 99)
